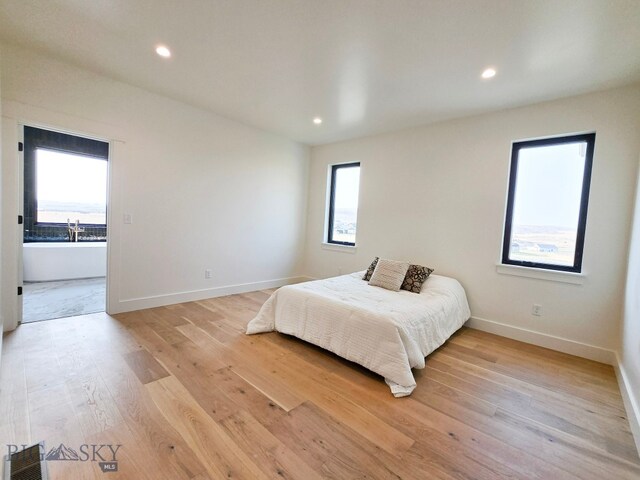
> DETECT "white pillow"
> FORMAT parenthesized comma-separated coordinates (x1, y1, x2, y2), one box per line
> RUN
(368, 258, 410, 291)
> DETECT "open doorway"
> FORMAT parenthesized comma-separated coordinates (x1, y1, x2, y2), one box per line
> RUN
(21, 126, 109, 323)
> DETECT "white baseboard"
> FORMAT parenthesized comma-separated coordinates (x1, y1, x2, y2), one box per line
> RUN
(613, 354, 640, 455)
(109, 276, 310, 314)
(465, 316, 617, 365)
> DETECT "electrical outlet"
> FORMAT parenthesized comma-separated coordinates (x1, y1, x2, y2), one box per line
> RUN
(205, 269, 212, 279)
(532, 304, 543, 316)
(123, 213, 133, 224)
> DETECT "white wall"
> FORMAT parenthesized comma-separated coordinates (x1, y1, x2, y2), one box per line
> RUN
(0, 47, 4, 360)
(620, 154, 640, 449)
(304, 84, 640, 360)
(1, 43, 309, 329)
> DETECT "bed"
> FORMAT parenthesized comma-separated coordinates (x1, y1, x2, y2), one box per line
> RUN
(246, 271, 471, 397)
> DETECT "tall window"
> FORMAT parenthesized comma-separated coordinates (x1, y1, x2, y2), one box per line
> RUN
(502, 133, 595, 272)
(36, 148, 108, 225)
(327, 162, 360, 246)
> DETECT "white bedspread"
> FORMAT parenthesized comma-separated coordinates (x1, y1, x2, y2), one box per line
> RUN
(246, 272, 471, 397)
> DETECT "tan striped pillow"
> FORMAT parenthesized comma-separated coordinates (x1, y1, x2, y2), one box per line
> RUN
(368, 258, 410, 291)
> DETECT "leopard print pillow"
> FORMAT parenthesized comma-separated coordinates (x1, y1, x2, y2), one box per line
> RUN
(362, 257, 379, 281)
(400, 264, 434, 293)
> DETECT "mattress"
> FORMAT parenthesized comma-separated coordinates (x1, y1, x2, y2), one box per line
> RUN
(246, 271, 471, 397)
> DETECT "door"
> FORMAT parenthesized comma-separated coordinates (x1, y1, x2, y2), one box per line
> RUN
(20, 125, 109, 323)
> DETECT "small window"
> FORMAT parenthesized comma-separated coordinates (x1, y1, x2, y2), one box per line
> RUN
(327, 162, 360, 246)
(502, 133, 595, 272)
(36, 148, 108, 225)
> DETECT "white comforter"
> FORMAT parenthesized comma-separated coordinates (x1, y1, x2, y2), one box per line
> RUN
(246, 272, 471, 397)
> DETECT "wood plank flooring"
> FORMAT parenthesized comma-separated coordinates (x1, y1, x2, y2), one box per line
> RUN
(0, 289, 638, 479)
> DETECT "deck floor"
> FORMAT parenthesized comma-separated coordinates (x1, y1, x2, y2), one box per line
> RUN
(22, 277, 106, 323)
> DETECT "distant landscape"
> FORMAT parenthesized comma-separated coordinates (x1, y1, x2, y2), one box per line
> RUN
(332, 207, 357, 243)
(37, 200, 106, 224)
(510, 225, 577, 266)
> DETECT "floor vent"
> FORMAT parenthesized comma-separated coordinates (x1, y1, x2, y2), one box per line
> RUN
(3, 443, 47, 480)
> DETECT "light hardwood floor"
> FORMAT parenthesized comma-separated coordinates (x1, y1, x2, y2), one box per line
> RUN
(1, 289, 638, 479)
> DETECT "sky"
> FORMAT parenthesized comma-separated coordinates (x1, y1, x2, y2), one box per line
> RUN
(512, 141, 587, 229)
(36, 148, 107, 206)
(334, 165, 360, 210)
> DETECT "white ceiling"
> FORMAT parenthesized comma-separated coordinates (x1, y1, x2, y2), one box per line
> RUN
(1, 0, 639, 145)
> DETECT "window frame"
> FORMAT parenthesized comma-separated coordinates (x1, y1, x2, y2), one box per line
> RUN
(326, 162, 361, 246)
(501, 133, 596, 273)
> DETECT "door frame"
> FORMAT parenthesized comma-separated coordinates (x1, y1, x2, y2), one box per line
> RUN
(1, 100, 126, 331)
(19, 124, 111, 324)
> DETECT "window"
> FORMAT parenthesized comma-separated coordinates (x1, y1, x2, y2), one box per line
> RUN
(23, 126, 109, 243)
(502, 133, 595, 272)
(36, 148, 108, 225)
(327, 162, 361, 246)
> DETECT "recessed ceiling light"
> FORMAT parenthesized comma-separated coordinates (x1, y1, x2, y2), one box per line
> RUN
(313, 117, 323, 125)
(156, 45, 171, 58)
(481, 67, 496, 79)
